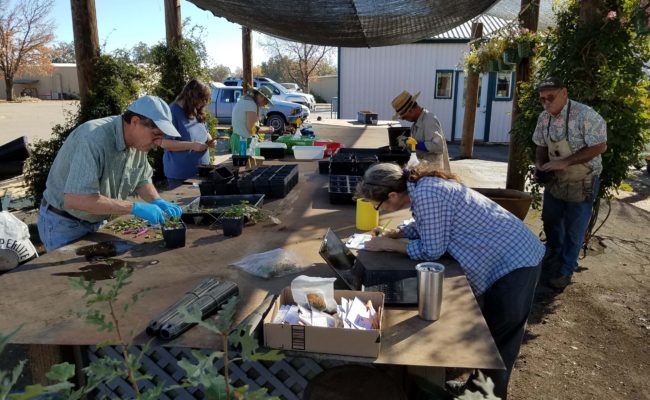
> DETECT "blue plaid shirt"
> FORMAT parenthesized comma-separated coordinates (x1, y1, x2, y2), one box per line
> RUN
(400, 177, 545, 295)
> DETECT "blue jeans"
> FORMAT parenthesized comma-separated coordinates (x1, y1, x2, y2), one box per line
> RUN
(542, 176, 600, 277)
(37, 203, 102, 252)
(472, 264, 541, 400)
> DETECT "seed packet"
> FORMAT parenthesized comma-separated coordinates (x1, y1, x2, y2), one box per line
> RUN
(291, 275, 337, 312)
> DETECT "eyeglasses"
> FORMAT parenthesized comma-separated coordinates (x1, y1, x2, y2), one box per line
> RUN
(539, 90, 561, 104)
(374, 198, 386, 211)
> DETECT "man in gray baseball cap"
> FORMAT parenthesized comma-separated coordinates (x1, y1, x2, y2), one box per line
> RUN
(38, 95, 184, 252)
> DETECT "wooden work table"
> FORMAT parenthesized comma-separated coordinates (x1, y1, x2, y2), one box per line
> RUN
(0, 161, 503, 374)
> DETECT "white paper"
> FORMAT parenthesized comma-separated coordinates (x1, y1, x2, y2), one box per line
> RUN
(284, 305, 300, 325)
(345, 233, 373, 250)
(346, 297, 372, 329)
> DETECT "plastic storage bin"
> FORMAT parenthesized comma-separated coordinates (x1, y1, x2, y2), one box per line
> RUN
(293, 145, 326, 160)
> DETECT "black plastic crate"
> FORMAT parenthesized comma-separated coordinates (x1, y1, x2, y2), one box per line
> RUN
(329, 191, 354, 205)
(260, 147, 285, 159)
(330, 161, 355, 175)
(252, 175, 271, 196)
(377, 146, 410, 165)
(387, 126, 411, 147)
(213, 177, 239, 195)
(199, 181, 215, 196)
(318, 160, 330, 174)
(356, 155, 378, 175)
(197, 164, 215, 178)
(336, 148, 381, 157)
(237, 177, 255, 194)
(211, 166, 235, 182)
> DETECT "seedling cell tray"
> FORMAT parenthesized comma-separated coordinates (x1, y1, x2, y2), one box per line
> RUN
(181, 194, 265, 225)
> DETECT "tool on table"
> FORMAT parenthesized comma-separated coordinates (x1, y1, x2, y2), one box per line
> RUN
(147, 278, 239, 340)
(75, 241, 134, 260)
(233, 293, 276, 338)
(379, 219, 392, 236)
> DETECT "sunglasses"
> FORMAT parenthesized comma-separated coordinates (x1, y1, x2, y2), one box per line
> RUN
(539, 90, 561, 104)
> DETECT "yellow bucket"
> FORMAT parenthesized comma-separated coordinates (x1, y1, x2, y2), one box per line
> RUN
(356, 199, 379, 231)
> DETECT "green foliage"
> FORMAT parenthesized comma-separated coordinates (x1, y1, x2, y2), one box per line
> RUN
(23, 54, 143, 205)
(178, 296, 283, 399)
(511, 0, 650, 203)
(79, 54, 144, 125)
(260, 55, 294, 83)
(208, 64, 233, 82)
(221, 201, 273, 224)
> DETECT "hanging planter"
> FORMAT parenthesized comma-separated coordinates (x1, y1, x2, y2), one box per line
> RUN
(503, 48, 520, 65)
(634, 7, 650, 35)
(498, 58, 513, 71)
(488, 59, 500, 72)
(517, 42, 534, 58)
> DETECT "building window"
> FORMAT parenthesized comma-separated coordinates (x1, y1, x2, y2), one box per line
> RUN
(435, 70, 454, 99)
(495, 72, 513, 100)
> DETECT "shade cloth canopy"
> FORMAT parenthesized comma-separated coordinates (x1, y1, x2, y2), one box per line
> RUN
(188, 0, 501, 47)
(188, 0, 557, 47)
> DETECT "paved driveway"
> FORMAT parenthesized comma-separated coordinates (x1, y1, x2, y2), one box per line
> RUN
(0, 100, 78, 145)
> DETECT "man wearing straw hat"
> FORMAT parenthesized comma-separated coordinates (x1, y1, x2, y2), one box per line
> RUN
(391, 90, 450, 171)
(231, 86, 276, 155)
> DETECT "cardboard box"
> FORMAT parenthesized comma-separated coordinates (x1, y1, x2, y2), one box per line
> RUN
(263, 288, 384, 358)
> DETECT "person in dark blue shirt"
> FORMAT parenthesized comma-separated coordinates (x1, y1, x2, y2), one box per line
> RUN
(162, 80, 215, 186)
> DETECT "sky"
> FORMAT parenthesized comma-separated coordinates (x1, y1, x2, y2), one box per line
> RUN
(51, 0, 267, 72)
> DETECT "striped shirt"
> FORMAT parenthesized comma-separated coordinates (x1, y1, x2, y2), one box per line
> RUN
(400, 177, 545, 295)
(43, 116, 153, 223)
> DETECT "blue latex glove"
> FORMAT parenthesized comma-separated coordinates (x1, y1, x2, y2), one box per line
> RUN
(415, 141, 428, 151)
(152, 198, 182, 218)
(132, 202, 166, 226)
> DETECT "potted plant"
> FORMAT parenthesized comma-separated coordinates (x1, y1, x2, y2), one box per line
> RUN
(464, 37, 504, 74)
(635, 3, 650, 34)
(514, 28, 539, 58)
(161, 217, 186, 248)
(221, 203, 246, 236)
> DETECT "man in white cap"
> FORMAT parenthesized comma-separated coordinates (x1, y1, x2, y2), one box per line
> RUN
(391, 90, 450, 172)
(37, 95, 184, 252)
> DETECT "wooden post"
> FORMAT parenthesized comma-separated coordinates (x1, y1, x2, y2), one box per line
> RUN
(505, 0, 540, 190)
(459, 22, 483, 159)
(164, 0, 181, 49)
(242, 26, 253, 91)
(70, 0, 99, 106)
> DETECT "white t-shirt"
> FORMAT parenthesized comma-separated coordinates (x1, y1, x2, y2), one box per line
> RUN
(232, 95, 258, 138)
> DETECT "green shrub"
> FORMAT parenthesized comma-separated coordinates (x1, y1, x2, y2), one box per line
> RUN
(24, 55, 143, 206)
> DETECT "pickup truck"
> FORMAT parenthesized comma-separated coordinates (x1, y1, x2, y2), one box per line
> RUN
(223, 76, 316, 110)
(208, 82, 310, 133)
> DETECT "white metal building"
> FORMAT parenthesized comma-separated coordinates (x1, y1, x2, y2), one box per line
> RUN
(338, 15, 516, 143)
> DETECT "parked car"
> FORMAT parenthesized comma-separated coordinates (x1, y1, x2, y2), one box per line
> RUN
(280, 82, 302, 92)
(222, 76, 316, 110)
(208, 82, 310, 133)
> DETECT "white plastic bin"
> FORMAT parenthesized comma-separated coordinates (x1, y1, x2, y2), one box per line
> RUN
(293, 145, 326, 160)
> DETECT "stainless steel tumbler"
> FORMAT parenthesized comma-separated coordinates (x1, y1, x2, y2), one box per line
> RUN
(416, 262, 445, 321)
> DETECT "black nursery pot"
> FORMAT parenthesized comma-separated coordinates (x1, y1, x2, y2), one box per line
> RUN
(232, 155, 248, 167)
(162, 222, 186, 248)
(221, 217, 244, 237)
